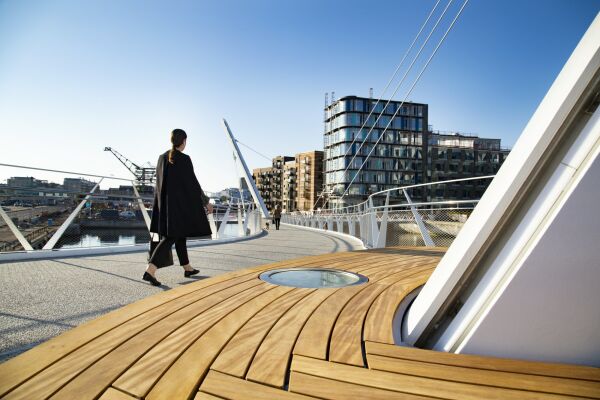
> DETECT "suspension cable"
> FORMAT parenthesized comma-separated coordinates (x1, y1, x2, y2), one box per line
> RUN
(340, 0, 470, 202)
(0, 163, 132, 181)
(322, 0, 454, 209)
(235, 139, 272, 162)
(313, 0, 442, 210)
(330, 0, 454, 209)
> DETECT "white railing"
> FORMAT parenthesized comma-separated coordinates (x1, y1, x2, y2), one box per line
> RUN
(0, 164, 263, 257)
(283, 176, 494, 248)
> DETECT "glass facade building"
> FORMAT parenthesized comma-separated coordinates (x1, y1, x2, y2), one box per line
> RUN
(324, 96, 428, 207)
(323, 96, 510, 207)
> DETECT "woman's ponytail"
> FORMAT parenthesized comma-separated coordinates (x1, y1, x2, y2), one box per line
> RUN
(168, 129, 187, 164)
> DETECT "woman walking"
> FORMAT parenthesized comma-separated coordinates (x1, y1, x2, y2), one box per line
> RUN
(273, 205, 281, 230)
(143, 129, 213, 286)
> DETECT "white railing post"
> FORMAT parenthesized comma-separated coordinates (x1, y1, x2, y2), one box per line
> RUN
(237, 206, 244, 236)
(132, 182, 151, 230)
(43, 179, 103, 250)
(217, 205, 231, 238)
(403, 189, 435, 247)
(208, 212, 218, 239)
(375, 192, 390, 248)
(0, 206, 34, 251)
(347, 215, 355, 236)
(368, 197, 380, 248)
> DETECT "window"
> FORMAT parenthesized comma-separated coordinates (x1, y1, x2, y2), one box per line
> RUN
(378, 115, 390, 128)
(385, 131, 395, 143)
(371, 101, 384, 113)
(353, 99, 364, 112)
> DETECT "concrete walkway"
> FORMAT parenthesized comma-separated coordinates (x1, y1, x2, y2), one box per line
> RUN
(0, 225, 363, 362)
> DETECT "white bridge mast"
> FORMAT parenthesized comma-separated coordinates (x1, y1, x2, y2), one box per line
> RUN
(222, 118, 270, 219)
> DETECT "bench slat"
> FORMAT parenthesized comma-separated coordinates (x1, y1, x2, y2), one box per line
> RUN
(108, 283, 279, 399)
(291, 355, 580, 400)
(246, 289, 337, 387)
(293, 255, 430, 360)
(211, 288, 312, 377)
(201, 370, 317, 399)
(4, 276, 261, 400)
(363, 271, 431, 344)
(367, 354, 600, 398)
(289, 371, 432, 400)
(145, 286, 292, 400)
(329, 261, 436, 366)
(365, 341, 600, 382)
(0, 251, 355, 398)
(97, 387, 138, 400)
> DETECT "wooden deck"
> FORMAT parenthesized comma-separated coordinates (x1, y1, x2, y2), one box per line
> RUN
(0, 247, 599, 400)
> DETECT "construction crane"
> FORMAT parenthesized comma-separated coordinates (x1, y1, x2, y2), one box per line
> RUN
(104, 147, 156, 186)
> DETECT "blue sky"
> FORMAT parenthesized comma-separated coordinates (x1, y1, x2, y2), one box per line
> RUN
(0, 0, 598, 191)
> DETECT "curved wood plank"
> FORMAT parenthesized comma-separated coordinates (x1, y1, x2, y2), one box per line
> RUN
(201, 370, 317, 400)
(363, 270, 431, 344)
(109, 284, 285, 399)
(367, 354, 600, 398)
(145, 286, 293, 400)
(211, 288, 312, 377)
(289, 371, 431, 400)
(294, 256, 433, 360)
(0, 250, 359, 398)
(97, 388, 137, 400)
(246, 289, 337, 388)
(365, 340, 600, 382)
(52, 280, 270, 400)
(329, 260, 438, 366)
(5, 277, 262, 400)
(2, 247, 597, 400)
(291, 355, 579, 400)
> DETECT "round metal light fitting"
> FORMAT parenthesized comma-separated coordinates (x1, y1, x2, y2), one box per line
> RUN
(259, 268, 368, 288)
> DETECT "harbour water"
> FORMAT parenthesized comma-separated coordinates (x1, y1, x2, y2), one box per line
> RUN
(56, 223, 242, 248)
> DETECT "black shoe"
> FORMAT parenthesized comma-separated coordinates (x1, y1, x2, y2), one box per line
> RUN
(143, 272, 161, 286)
(184, 268, 200, 278)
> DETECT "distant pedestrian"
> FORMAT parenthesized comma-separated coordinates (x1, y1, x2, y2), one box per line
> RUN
(273, 205, 281, 230)
(143, 129, 213, 286)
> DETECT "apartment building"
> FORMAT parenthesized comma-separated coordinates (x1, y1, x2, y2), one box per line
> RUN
(295, 151, 324, 211)
(323, 95, 509, 207)
(252, 151, 324, 213)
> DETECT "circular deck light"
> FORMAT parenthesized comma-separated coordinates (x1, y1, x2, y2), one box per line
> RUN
(259, 268, 368, 288)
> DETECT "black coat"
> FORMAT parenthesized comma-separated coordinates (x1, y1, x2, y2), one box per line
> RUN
(149, 150, 212, 238)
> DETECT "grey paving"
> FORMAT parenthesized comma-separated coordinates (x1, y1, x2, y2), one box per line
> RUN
(0, 225, 363, 362)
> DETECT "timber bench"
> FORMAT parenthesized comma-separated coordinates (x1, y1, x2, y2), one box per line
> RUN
(0, 247, 598, 399)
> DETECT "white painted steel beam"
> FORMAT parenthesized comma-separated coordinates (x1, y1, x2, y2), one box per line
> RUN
(0, 206, 34, 251)
(403, 13, 600, 366)
(207, 212, 218, 239)
(132, 182, 151, 230)
(375, 192, 390, 248)
(222, 119, 270, 219)
(217, 205, 232, 238)
(43, 179, 103, 250)
(403, 189, 434, 247)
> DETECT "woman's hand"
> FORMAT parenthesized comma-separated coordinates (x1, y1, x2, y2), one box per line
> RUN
(206, 203, 214, 214)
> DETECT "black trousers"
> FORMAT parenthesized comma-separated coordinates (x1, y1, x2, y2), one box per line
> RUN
(149, 237, 189, 267)
(273, 218, 281, 230)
